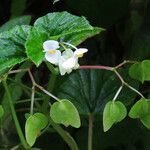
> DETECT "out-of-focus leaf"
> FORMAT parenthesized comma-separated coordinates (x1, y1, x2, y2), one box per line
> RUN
(0, 16, 31, 33)
(129, 60, 150, 83)
(0, 105, 4, 119)
(2, 83, 23, 118)
(56, 69, 139, 114)
(11, 0, 27, 18)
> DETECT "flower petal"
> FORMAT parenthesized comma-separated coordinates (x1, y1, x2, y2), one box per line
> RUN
(45, 50, 61, 65)
(74, 48, 88, 58)
(62, 57, 76, 69)
(62, 49, 74, 58)
(43, 40, 60, 51)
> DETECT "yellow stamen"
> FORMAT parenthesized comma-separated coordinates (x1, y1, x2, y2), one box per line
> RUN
(48, 50, 56, 54)
(76, 53, 84, 58)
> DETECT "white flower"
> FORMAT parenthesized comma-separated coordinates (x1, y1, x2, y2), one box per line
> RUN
(43, 40, 61, 65)
(43, 40, 88, 75)
(59, 49, 79, 75)
(74, 48, 88, 58)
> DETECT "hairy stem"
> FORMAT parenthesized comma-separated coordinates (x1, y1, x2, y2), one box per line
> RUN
(88, 114, 93, 150)
(2, 79, 29, 149)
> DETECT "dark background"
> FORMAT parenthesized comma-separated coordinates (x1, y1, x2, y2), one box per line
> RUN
(0, 0, 150, 149)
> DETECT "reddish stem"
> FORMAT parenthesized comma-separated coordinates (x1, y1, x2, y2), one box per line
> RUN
(79, 65, 113, 71)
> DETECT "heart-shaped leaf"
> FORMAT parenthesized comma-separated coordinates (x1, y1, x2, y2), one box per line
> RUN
(56, 69, 139, 114)
(0, 105, 4, 119)
(103, 101, 127, 132)
(25, 113, 48, 147)
(129, 98, 150, 129)
(50, 99, 81, 128)
(129, 60, 150, 83)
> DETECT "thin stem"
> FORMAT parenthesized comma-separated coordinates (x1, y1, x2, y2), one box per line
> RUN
(62, 42, 78, 50)
(2, 79, 29, 149)
(80, 65, 113, 71)
(114, 70, 145, 98)
(124, 82, 145, 98)
(88, 114, 93, 150)
(42, 73, 57, 112)
(35, 83, 60, 101)
(28, 70, 35, 84)
(115, 60, 137, 69)
(113, 86, 123, 102)
(44, 66, 78, 150)
(30, 86, 35, 115)
(60, 42, 68, 50)
(8, 78, 42, 96)
(15, 98, 43, 104)
(48, 117, 78, 150)
(114, 70, 124, 84)
(28, 70, 60, 102)
(9, 68, 29, 74)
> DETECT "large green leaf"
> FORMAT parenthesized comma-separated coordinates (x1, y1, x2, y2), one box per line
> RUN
(103, 101, 127, 132)
(34, 12, 102, 39)
(0, 25, 31, 75)
(129, 98, 150, 129)
(26, 12, 103, 66)
(55, 69, 139, 114)
(25, 113, 48, 147)
(50, 99, 81, 128)
(129, 60, 150, 83)
(0, 16, 31, 33)
(25, 28, 48, 66)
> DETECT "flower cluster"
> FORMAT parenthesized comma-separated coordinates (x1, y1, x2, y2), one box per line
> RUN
(43, 40, 88, 75)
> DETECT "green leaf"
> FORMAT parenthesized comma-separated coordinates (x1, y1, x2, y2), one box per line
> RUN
(0, 105, 4, 119)
(0, 16, 31, 33)
(129, 99, 147, 118)
(25, 28, 48, 66)
(0, 25, 31, 75)
(34, 12, 103, 41)
(56, 69, 139, 114)
(26, 12, 103, 66)
(129, 98, 150, 129)
(103, 101, 127, 132)
(25, 113, 48, 147)
(50, 99, 81, 128)
(129, 60, 150, 83)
